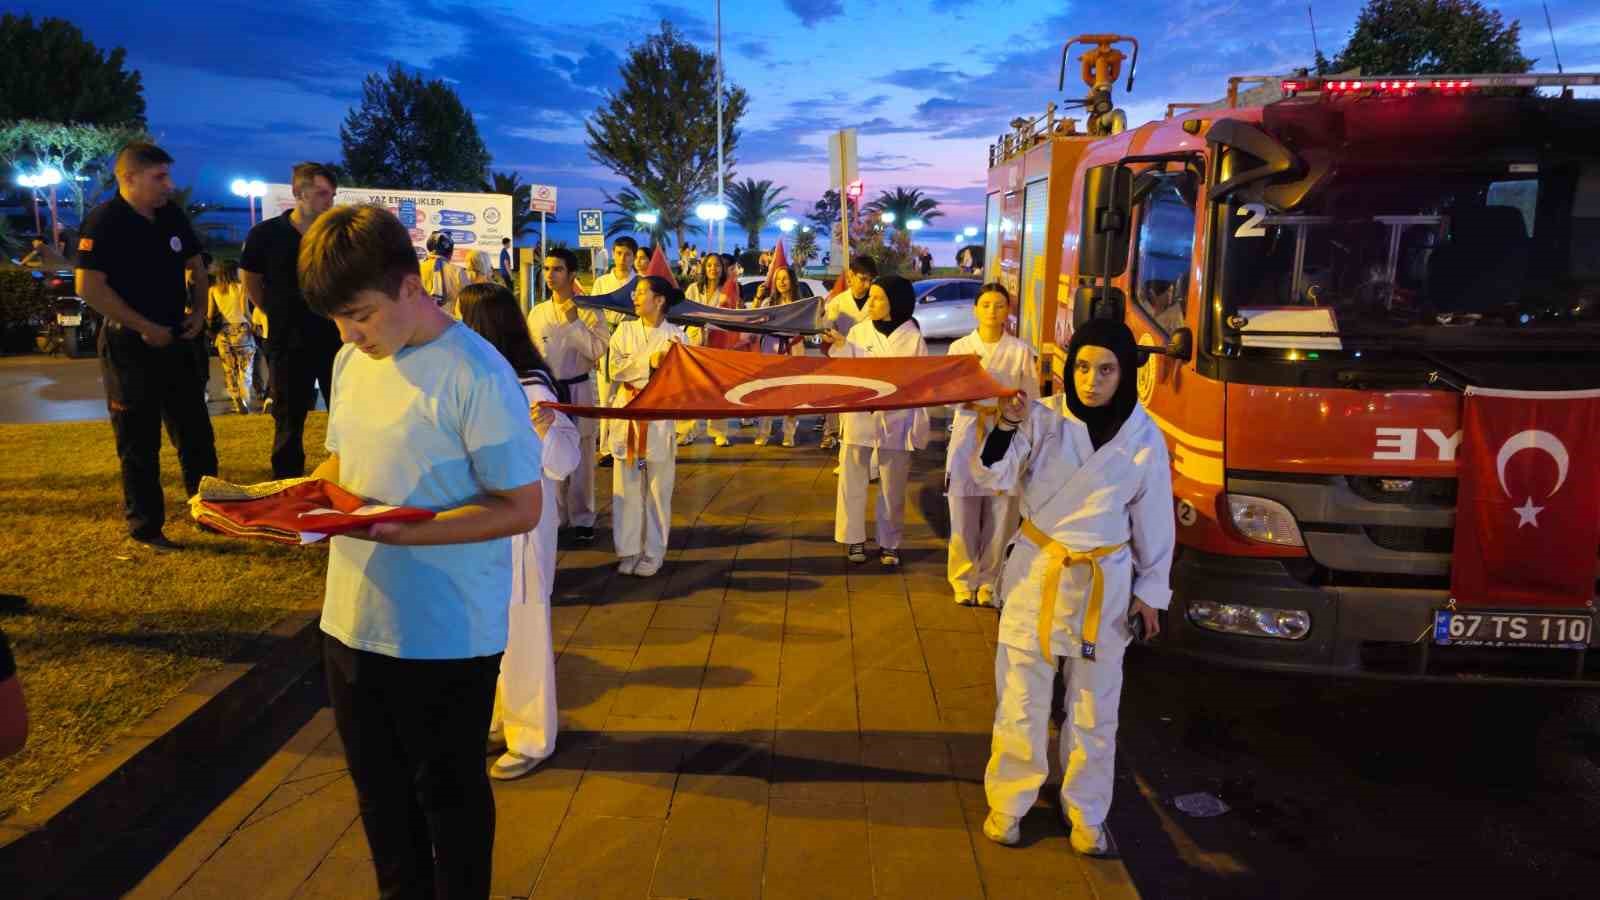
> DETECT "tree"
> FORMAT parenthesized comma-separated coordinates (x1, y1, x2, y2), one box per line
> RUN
(1324, 0, 1532, 75)
(586, 22, 749, 252)
(863, 187, 944, 228)
(0, 15, 145, 126)
(791, 229, 819, 268)
(0, 120, 150, 221)
(807, 189, 841, 237)
(726, 178, 788, 251)
(481, 170, 543, 240)
(604, 186, 701, 250)
(341, 64, 491, 192)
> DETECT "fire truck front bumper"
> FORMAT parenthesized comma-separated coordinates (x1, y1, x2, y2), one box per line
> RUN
(1162, 549, 1600, 686)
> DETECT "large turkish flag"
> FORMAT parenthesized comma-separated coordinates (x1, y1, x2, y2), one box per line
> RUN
(1450, 387, 1600, 608)
(550, 343, 1012, 420)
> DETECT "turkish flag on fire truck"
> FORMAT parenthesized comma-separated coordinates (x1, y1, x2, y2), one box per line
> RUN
(1449, 387, 1600, 609)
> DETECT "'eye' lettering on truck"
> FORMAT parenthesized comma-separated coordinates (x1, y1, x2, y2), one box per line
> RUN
(1372, 428, 1462, 461)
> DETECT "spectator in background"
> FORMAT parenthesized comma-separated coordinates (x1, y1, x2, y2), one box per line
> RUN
(0, 627, 27, 760)
(634, 245, 652, 277)
(208, 258, 258, 414)
(498, 237, 515, 286)
(464, 249, 498, 286)
(421, 232, 471, 316)
(921, 250, 933, 276)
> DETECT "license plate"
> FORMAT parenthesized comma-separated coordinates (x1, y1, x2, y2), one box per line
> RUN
(1433, 610, 1592, 649)
(57, 314, 81, 326)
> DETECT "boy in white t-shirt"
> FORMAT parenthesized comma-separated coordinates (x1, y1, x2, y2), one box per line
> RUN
(299, 204, 545, 899)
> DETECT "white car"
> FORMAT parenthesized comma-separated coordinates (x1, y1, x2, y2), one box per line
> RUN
(735, 275, 830, 305)
(910, 278, 983, 339)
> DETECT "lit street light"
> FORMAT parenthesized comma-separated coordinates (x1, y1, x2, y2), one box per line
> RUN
(879, 211, 896, 225)
(963, 226, 980, 238)
(232, 178, 268, 226)
(905, 218, 924, 232)
(695, 202, 729, 222)
(17, 166, 63, 242)
(777, 217, 797, 233)
(635, 210, 660, 226)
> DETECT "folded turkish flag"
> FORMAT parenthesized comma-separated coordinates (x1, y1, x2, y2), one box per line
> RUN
(189, 476, 436, 545)
(1450, 387, 1600, 608)
(549, 342, 1011, 420)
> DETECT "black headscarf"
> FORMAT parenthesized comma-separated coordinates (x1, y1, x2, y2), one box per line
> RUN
(1066, 318, 1140, 450)
(872, 275, 917, 337)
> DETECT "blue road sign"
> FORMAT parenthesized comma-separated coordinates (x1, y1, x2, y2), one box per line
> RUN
(578, 209, 603, 235)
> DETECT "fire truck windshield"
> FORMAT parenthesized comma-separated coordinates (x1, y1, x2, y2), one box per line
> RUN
(1215, 161, 1600, 347)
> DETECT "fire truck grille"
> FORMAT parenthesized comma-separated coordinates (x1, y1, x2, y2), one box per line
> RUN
(1364, 525, 1455, 554)
(1345, 476, 1457, 507)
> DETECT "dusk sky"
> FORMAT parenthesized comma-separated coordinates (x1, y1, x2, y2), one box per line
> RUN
(21, 0, 1600, 254)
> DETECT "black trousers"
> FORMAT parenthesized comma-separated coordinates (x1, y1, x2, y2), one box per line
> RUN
(268, 341, 339, 478)
(99, 326, 218, 538)
(323, 635, 501, 900)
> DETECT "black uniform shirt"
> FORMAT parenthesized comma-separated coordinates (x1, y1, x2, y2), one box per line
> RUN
(0, 629, 14, 683)
(76, 193, 201, 328)
(240, 211, 340, 351)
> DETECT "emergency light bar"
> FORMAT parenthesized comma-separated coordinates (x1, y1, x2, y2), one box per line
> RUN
(1281, 71, 1600, 98)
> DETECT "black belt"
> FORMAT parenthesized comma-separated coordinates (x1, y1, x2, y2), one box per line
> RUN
(557, 373, 590, 387)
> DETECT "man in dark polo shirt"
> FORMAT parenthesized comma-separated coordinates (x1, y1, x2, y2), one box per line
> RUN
(76, 141, 218, 550)
(240, 162, 342, 478)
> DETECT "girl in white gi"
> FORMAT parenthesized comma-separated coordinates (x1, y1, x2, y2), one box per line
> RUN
(679, 253, 734, 447)
(977, 319, 1174, 856)
(823, 275, 929, 567)
(750, 266, 807, 447)
(945, 283, 1037, 607)
(818, 256, 879, 450)
(609, 275, 688, 577)
(456, 283, 582, 781)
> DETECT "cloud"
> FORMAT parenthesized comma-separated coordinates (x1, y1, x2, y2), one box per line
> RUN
(784, 0, 845, 27)
(738, 40, 770, 58)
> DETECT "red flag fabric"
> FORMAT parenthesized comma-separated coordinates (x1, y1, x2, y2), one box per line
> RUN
(705, 267, 747, 349)
(831, 269, 848, 296)
(549, 343, 1013, 420)
(1449, 387, 1600, 609)
(646, 245, 678, 289)
(188, 476, 436, 545)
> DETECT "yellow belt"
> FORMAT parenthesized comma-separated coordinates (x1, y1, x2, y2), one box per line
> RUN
(1019, 519, 1125, 661)
(962, 403, 1002, 444)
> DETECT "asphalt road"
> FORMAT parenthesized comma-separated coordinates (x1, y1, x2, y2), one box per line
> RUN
(1109, 647, 1600, 897)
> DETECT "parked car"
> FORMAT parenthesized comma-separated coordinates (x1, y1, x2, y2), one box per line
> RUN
(910, 278, 982, 339)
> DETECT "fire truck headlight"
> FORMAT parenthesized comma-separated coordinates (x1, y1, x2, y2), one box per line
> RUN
(1187, 601, 1312, 640)
(1225, 494, 1305, 547)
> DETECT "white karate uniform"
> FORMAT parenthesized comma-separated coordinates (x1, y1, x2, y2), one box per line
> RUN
(820, 290, 872, 440)
(681, 282, 734, 442)
(944, 331, 1037, 597)
(527, 298, 610, 528)
(753, 308, 804, 444)
(607, 317, 686, 560)
(974, 395, 1174, 830)
(492, 379, 582, 762)
(590, 270, 633, 435)
(829, 319, 929, 549)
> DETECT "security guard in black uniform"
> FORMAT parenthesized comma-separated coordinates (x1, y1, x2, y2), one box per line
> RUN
(75, 142, 218, 550)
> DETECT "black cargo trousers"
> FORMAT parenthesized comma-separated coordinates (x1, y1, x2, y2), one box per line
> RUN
(99, 323, 218, 538)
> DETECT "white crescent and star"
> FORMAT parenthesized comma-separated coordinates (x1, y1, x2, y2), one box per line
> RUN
(723, 375, 898, 409)
(1495, 429, 1570, 529)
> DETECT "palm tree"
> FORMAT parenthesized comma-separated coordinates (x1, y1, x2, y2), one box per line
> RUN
(726, 178, 789, 251)
(863, 187, 944, 228)
(604, 187, 700, 251)
(480, 170, 543, 241)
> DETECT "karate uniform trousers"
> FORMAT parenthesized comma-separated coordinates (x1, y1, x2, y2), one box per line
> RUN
(754, 330, 802, 444)
(945, 332, 1036, 596)
(821, 292, 871, 441)
(976, 398, 1174, 831)
(528, 300, 610, 528)
(492, 382, 581, 761)
(830, 319, 929, 550)
(608, 318, 686, 560)
(589, 272, 631, 455)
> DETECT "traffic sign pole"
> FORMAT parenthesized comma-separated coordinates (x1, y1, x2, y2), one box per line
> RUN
(540, 211, 547, 303)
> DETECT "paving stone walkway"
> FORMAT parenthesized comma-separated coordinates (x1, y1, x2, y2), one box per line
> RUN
(125, 425, 1140, 899)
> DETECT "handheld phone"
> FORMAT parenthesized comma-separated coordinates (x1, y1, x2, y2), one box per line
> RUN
(1128, 607, 1147, 643)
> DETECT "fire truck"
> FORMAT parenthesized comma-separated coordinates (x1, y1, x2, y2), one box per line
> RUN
(984, 34, 1600, 682)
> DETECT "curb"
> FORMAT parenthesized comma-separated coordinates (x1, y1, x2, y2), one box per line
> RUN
(0, 609, 323, 900)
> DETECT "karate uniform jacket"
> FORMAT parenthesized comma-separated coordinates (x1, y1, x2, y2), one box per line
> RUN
(973, 395, 1175, 658)
(828, 319, 930, 451)
(526, 300, 610, 407)
(606, 318, 687, 461)
(824, 290, 870, 337)
(944, 331, 1037, 497)
(515, 380, 582, 604)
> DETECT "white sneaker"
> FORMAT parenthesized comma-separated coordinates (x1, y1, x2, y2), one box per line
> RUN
(781, 437, 796, 448)
(983, 810, 1020, 846)
(489, 751, 544, 781)
(633, 556, 662, 577)
(976, 585, 998, 608)
(486, 728, 506, 755)
(677, 433, 696, 447)
(713, 436, 731, 447)
(1070, 821, 1111, 857)
(618, 555, 640, 575)
(754, 436, 769, 447)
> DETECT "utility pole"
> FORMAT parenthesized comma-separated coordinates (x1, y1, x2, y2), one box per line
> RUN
(715, 0, 725, 254)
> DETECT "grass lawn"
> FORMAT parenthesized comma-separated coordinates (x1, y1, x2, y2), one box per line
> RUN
(0, 413, 330, 819)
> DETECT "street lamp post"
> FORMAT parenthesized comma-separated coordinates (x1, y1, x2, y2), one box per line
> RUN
(777, 217, 796, 234)
(232, 179, 268, 227)
(18, 167, 63, 244)
(879, 211, 896, 226)
(714, 0, 725, 253)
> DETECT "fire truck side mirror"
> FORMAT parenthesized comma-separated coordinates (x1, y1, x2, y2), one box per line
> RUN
(1079, 164, 1132, 278)
(1165, 326, 1193, 362)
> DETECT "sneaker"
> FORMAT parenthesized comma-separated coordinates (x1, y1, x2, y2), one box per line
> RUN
(262, 397, 274, 413)
(754, 436, 769, 447)
(489, 751, 544, 781)
(819, 435, 838, 450)
(232, 399, 246, 415)
(812, 420, 825, 432)
(983, 810, 1021, 846)
(633, 556, 662, 577)
(846, 543, 868, 564)
(128, 532, 181, 552)
(677, 432, 696, 447)
(954, 591, 975, 606)
(618, 555, 640, 575)
(740, 418, 755, 426)
(486, 728, 507, 755)
(976, 585, 998, 608)
(1069, 821, 1112, 857)
(599, 454, 615, 468)
(781, 437, 796, 448)
(713, 436, 731, 447)
(574, 526, 595, 543)
(880, 549, 900, 568)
